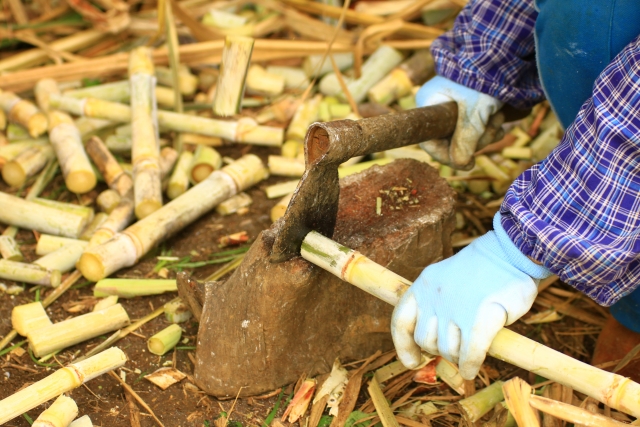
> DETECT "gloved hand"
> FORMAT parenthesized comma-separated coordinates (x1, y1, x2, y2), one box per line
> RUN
(416, 76, 505, 170)
(391, 213, 551, 379)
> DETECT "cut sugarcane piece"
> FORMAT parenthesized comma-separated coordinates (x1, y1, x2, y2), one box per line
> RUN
(338, 158, 393, 177)
(342, 46, 404, 103)
(329, 103, 352, 119)
(97, 189, 121, 213)
(93, 295, 118, 312)
(0, 347, 127, 425)
(36, 235, 88, 256)
(212, 36, 254, 117)
(75, 117, 113, 137)
(303, 52, 354, 77)
(0, 235, 23, 261)
(12, 301, 52, 336)
(257, 96, 301, 124)
(0, 90, 48, 137)
(503, 377, 539, 427)
(266, 179, 299, 199)
(286, 94, 322, 142)
(34, 78, 60, 113)
(190, 145, 222, 184)
(0, 139, 48, 163)
(94, 278, 177, 298)
(181, 133, 223, 147)
(0, 260, 59, 288)
(34, 241, 87, 273)
(78, 154, 268, 281)
(271, 193, 293, 222)
(300, 230, 640, 418)
(87, 196, 134, 247)
(216, 192, 252, 215)
(7, 123, 30, 140)
(235, 117, 284, 147)
(458, 380, 505, 422)
(282, 378, 316, 423)
(32, 394, 78, 427)
(106, 135, 131, 153)
(268, 155, 305, 177)
(531, 122, 562, 162)
(69, 415, 93, 427)
(48, 111, 97, 194)
(130, 47, 163, 220)
(164, 299, 192, 323)
(281, 140, 303, 158)
(368, 50, 434, 106)
(156, 65, 198, 96)
(529, 395, 626, 427)
(502, 146, 533, 160)
(79, 212, 108, 241)
(203, 9, 248, 29)
(32, 198, 94, 225)
(246, 65, 285, 97)
(28, 303, 130, 357)
(85, 136, 133, 197)
(159, 146, 179, 180)
(266, 66, 310, 90)
(167, 150, 194, 199)
(64, 80, 131, 102)
(0, 192, 89, 238)
(2, 145, 54, 187)
(148, 324, 182, 355)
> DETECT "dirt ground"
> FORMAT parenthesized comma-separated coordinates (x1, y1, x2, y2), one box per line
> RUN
(0, 143, 604, 427)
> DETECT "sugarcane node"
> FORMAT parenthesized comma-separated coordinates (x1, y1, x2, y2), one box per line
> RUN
(270, 102, 458, 263)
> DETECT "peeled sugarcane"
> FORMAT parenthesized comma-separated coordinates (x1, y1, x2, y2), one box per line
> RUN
(190, 145, 222, 184)
(79, 212, 108, 241)
(156, 65, 199, 96)
(32, 198, 94, 226)
(320, 46, 404, 103)
(85, 136, 133, 197)
(97, 189, 121, 213)
(147, 324, 182, 355)
(74, 117, 114, 137)
(48, 111, 97, 194)
(266, 66, 311, 90)
(34, 242, 87, 273)
(28, 304, 130, 357)
(246, 65, 285, 97)
(94, 278, 177, 298)
(2, 145, 54, 187)
(368, 50, 435, 106)
(36, 235, 88, 256)
(300, 231, 640, 418)
(303, 52, 354, 77)
(129, 47, 163, 220)
(32, 394, 78, 427)
(216, 192, 252, 215)
(34, 78, 60, 113)
(0, 192, 89, 238)
(212, 36, 254, 117)
(268, 155, 305, 177)
(167, 150, 194, 199)
(50, 95, 284, 146)
(12, 301, 52, 336)
(286, 94, 322, 142)
(78, 154, 268, 281)
(0, 90, 48, 137)
(0, 347, 127, 425)
(0, 235, 22, 261)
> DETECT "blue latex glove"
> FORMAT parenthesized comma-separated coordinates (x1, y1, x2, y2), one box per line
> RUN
(391, 213, 551, 379)
(416, 76, 505, 170)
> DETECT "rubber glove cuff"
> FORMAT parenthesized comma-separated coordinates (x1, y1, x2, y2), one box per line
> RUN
(493, 212, 552, 281)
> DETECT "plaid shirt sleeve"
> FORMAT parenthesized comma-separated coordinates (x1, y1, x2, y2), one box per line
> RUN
(500, 35, 640, 306)
(431, 0, 544, 109)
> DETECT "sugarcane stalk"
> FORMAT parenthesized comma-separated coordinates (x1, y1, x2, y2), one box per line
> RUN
(0, 347, 127, 425)
(246, 65, 285, 96)
(32, 394, 78, 427)
(11, 301, 52, 336)
(0, 139, 48, 163)
(286, 94, 322, 142)
(0, 192, 89, 238)
(85, 136, 133, 197)
(235, 117, 284, 146)
(216, 192, 252, 215)
(159, 146, 178, 179)
(75, 117, 114, 137)
(190, 145, 222, 184)
(28, 304, 130, 357)
(2, 145, 54, 187)
(36, 234, 87, 256)
(94, 278, 177, 298)
(147, 324, 182, 355)
(300, 231, 640, 418)
(180, 133, 223, 147)
(303, 52, 354, 77)
(129, 47, 163, 220)
(156, 65, 199, 96)
(212, 36, 254, 117)
(78, 154, 268, 281)
(0, 235, 23, 261)
(0, 90, 48, 137)
(48, 111, 97, 194)
(529, 395, 626, 427)
(32, 198, 94, 225)
(268, 155, 305, 177)
(97, 189, 121, 213)
(6, 122, 30, 140)
(64, 80, 132, 102)
(79, 212, 109, 241)
(167, 150, 193, 199)
(87, 196, 134, 247)
(458, 380, 505, 422)
(34, 242, 87, 273)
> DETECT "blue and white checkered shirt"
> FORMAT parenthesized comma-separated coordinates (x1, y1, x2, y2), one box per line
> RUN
(431, 0, 640, 306)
